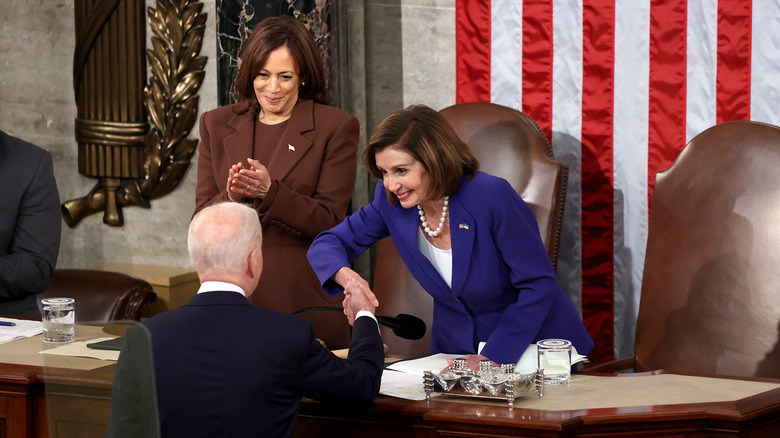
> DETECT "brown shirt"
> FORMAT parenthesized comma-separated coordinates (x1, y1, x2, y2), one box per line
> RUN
(253, 120, 288, 169)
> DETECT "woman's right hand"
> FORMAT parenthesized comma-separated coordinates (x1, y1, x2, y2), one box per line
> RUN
(226, 162, 246, 202)
(334, 266, 379, 324)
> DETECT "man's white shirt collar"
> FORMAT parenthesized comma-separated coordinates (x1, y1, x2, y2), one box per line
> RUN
(196, 282, 375, 324)
(197, 281, 246, 297)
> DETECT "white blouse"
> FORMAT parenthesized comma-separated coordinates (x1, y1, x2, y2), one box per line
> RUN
(417, 227, 453, 288)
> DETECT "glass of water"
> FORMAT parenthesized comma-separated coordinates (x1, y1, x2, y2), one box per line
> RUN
(41, 297, 76, 343)
(537, 339, 572, 385)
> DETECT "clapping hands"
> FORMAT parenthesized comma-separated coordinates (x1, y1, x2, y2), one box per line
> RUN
(226, 158, 272, 201)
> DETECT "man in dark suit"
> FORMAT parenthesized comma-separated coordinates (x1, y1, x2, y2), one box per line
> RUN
(0, 130, 61, 317)
(108, 202, 384, 438)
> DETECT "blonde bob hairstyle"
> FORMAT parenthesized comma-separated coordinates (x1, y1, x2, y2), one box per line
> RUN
(363, 105, 479, 204)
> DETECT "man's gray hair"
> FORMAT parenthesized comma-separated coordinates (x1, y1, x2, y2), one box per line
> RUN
(188, 203, 262, 275)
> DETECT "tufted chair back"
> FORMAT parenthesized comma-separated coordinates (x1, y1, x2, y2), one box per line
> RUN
(39, 269, 157, 322)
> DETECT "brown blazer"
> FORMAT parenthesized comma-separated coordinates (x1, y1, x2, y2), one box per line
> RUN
(195, 99, 359, 348)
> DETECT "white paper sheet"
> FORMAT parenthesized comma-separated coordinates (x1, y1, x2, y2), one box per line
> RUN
(516, 344, 588, 374)
(0, 318, 43, 344)
(379, 369, 437, 400)
(380, 354, 460, 400)
(386, 353, 461, 376)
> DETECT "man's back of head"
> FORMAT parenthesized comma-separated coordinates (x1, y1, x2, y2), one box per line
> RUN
(188, 202, 263, 295)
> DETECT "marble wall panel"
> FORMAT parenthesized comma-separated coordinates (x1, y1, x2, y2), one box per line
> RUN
(364, 0, 404, 134)
(400, 0, 455, 110)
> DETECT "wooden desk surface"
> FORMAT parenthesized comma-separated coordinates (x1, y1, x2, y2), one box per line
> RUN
(0, 324, 122, 438)
(297, 371, 780, 437)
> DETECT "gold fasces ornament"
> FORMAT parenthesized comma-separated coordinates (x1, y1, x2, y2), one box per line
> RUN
(63, 0, 206, 226)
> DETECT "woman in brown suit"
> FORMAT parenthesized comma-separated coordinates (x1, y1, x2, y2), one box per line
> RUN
(194, 16, 358, 348)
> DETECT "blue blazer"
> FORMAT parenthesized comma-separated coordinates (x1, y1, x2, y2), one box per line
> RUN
(136, 291, 384, 438)
(308, 172, 593, 364)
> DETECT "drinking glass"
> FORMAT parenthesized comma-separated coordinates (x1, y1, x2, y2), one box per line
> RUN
(537, 339, 572, 385)
(41, 297, 76, 343)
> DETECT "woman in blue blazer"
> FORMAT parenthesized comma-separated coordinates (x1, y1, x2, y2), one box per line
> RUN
(308, 105, 593, 365)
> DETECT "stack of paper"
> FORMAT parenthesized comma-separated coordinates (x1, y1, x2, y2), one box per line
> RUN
(0, 318, 43, 344)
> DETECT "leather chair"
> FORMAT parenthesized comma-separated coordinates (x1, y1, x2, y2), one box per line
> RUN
(441, 102, 567, 268)
(584, 121, 780, 379)
(39, 269, 157, 322)
(373, 102, 569, 357)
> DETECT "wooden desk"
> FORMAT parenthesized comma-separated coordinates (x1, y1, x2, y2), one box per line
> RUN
(296, 372, 780, 437)
(2, 332, 780, 438)
(0, 325, 119, 438)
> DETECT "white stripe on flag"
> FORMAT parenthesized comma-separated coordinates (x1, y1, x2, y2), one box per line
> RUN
(751, 1, 780, 125)
(491, 0, 523, 107)
(551, 0, 584, 314)
(686, 0, 718, 142)
(613, 0, 650, 358)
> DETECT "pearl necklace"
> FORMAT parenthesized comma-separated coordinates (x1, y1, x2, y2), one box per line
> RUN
(417, 196, 449, 237)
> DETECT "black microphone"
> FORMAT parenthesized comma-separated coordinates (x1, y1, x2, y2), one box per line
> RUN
(290, 307, 426, 340)
(375, 313, 427, 340)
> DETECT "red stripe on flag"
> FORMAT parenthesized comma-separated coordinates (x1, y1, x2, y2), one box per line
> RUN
(455, 0, 491, 103)
(647, 1, 687, 205)
(521, 0, 553, 140)
(716, 0, 752, 123)
(581, 0, 616, 364)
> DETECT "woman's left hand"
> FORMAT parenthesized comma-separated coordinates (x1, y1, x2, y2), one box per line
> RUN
(233, 158, 272, 199)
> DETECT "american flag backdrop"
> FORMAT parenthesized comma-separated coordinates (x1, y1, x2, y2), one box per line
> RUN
(454, 0, 780, 363)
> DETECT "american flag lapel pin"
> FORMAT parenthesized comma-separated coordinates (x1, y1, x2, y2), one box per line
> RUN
(288, 144, 296, 152)
(459, 223, 469, 230)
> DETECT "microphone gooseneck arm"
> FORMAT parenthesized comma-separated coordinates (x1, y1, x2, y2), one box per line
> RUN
(290, 306, 343, 316)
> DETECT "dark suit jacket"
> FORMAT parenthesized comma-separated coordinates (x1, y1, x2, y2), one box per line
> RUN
(194, 100, 359, 348)
(309, 172, 594, 365)
(0, 130, 61, 317)
(126, 291, 383, 438)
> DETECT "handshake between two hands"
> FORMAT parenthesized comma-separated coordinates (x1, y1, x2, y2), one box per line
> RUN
(335, 266, 380, 326)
